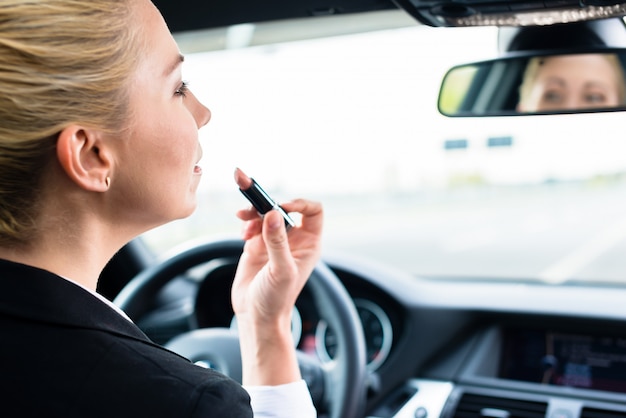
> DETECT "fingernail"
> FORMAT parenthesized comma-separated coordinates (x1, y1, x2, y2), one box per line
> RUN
(268, 211, 282, 231)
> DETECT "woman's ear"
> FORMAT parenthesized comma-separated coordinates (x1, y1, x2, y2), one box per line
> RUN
(56, 125, 113, 192)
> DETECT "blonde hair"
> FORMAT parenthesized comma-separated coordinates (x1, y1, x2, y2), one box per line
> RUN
(518, 53, 626, 110)
(0, 0, 141, 245)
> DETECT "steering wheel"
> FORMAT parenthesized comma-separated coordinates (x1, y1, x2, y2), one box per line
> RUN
(113, 238, 367, 418)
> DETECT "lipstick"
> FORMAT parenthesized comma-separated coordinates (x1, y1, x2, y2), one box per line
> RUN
(235, 168, 295, 231)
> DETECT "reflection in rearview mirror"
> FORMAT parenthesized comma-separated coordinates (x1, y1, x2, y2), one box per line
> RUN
(439, 50, 626, 117)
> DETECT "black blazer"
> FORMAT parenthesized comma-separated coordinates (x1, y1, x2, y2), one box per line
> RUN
(0, 259, 252, 418)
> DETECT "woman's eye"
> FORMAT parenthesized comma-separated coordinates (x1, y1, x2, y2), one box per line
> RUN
(542, 90, 563, 104)
(175, 81, 189, 98)
(585, 92, 607, 104)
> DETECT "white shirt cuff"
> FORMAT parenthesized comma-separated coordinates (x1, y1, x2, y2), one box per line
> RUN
(244, 380, 316, 418)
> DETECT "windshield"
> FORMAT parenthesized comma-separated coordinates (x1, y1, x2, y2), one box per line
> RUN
(141, 21, 626, 286)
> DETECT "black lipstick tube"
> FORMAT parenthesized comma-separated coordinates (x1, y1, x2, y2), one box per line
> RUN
(239, 178, 295, 231)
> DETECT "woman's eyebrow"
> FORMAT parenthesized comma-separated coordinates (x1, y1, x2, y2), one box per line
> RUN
(164, 53, 185, 77)
(544, 77, 566, 87)
(583, 81, 610, 90)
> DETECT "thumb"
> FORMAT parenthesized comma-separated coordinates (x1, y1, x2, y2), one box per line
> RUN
(262, 210, 293, 273)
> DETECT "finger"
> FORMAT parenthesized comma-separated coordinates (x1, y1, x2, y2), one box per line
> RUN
(241, 218, 263, 240)
(280, 199, 323, 232)
(262, 210, 296, 275)
(280, 198, 323, 219)
(236, 207, 262, 221)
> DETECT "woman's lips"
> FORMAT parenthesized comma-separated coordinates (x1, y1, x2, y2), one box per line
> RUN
(194, 149, 203, 174)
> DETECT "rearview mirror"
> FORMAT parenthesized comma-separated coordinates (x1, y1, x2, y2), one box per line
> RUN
(439, 49, 626, 117)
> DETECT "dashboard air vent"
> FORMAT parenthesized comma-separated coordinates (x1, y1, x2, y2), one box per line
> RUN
(451, 393, 547, 418)
(581, 407, 626, 418)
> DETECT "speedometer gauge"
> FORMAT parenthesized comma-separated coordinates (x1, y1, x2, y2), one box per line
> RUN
(316, 298, 393, 372)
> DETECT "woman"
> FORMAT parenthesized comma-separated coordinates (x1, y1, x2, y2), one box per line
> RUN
(0, 0, 319, 416)
(517, 53, 626, 112)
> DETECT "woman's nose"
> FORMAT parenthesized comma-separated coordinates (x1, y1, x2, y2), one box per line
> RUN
(189, 91, 212, 128)
(196, 104, 211, 128)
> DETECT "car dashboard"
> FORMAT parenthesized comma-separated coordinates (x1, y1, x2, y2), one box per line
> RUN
(134, 250, 626, 418)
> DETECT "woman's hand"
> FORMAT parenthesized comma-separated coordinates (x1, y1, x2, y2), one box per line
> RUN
(232, 169, 323, 386)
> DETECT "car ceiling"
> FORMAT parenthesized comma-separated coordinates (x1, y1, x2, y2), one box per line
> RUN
(152, 0, 399, 33)
(154, 0, 626, 34)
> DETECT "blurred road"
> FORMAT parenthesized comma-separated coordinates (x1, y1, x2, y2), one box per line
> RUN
(321, 182, 626, 285)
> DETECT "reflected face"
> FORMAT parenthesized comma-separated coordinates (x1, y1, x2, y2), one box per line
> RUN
(519, 54, 623, 112)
